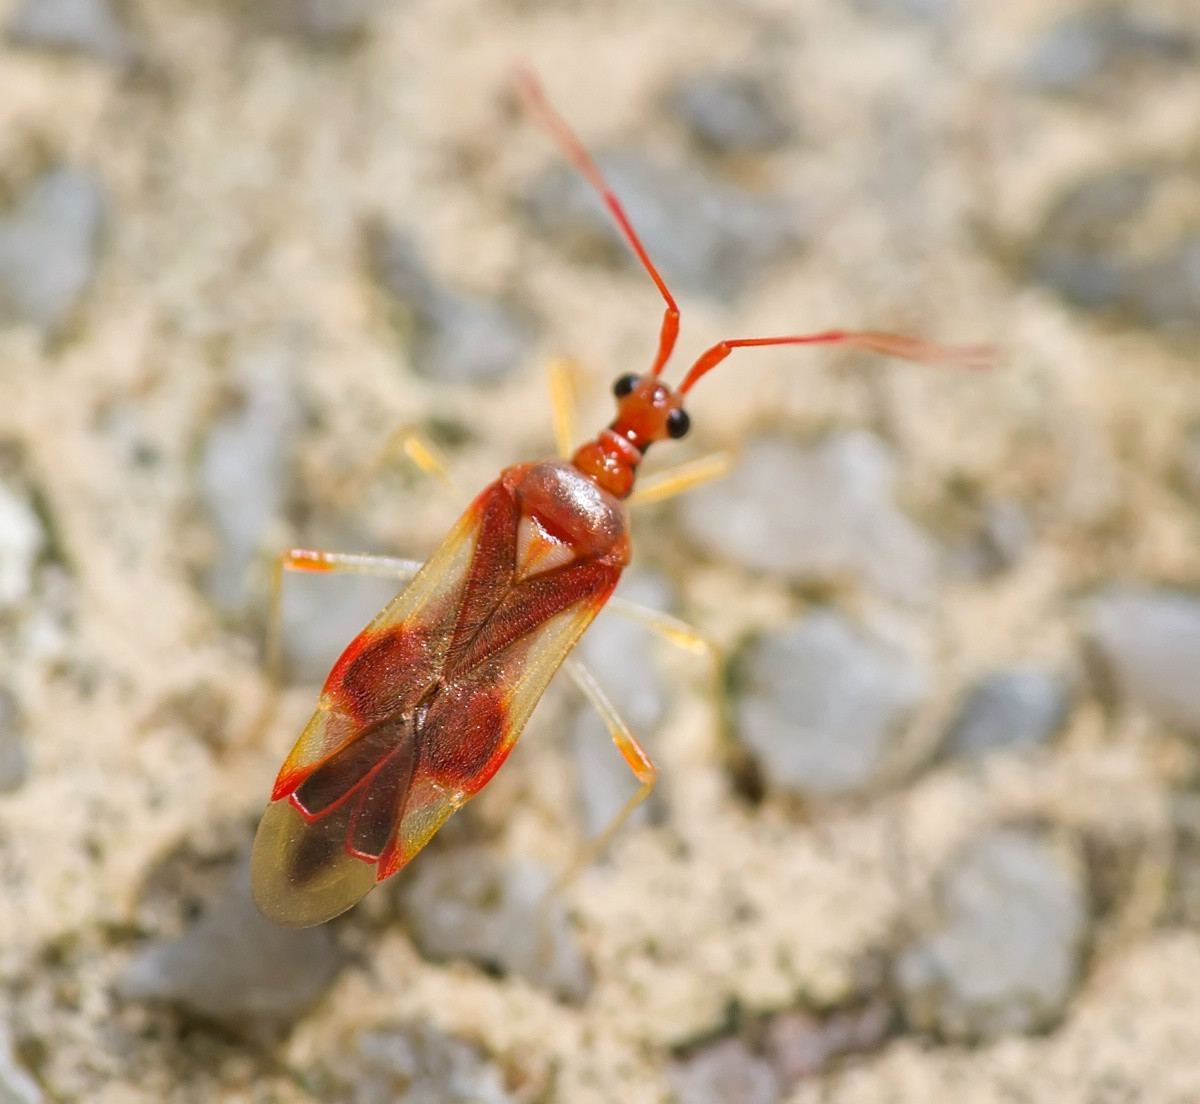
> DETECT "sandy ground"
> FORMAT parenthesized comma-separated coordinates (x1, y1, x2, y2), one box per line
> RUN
(1, 0, 1200, 1101)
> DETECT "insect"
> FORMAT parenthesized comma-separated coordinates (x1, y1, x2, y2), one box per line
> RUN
(250, 72, 987, 927)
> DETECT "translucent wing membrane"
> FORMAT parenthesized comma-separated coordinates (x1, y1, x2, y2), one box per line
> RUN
(252, 476, 620, 927)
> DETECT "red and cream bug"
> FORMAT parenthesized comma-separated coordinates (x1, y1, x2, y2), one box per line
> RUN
(250, 72, 988, 927)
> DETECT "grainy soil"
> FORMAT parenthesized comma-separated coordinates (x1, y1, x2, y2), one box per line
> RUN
(2, 1, 1200, 1101)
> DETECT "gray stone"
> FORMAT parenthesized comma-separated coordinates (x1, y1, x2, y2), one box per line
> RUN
(1169, 793, 1200, 926)
(118, 862, 343, 1028)
(0, 688, 29, 795)
(1085, 587, 1200, 735)
(280, 565, 407, 685)
(198, 339, 302, 615)
(764, 1003, 891, 1085)
(523, 152, 802, 301)
(398, 847, 589, 1002)
(667, 72, 793, 154)
(570, 572, 671, 838)
(0, 1024, 41, 1104)
(0, 480, 44, 612)
(0, 169, 105, 335)
(732, 610, 927, 799)
(248, 0, 394, 45)
(329, 1021, 513, 1104)
(1023, 7, 1193, 95)
(7, 0, 136, 64)
(943, 667, 1070, 760)
(367, 227, 531, 385)
(963, 500, 1032, 577)
(669, 1038, 779, 1104)
(851, 0, 953, 26)
(1029, 166, 1200, 329)
(895, 829, 1087, 1040)
(678, 433, 940, 605)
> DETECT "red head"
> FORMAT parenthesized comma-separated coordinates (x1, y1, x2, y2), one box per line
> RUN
(571, 373, 690, 498)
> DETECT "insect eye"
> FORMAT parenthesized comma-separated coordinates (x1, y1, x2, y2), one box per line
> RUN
(612, 373, 639, 398)
(666, 408, 690, 439)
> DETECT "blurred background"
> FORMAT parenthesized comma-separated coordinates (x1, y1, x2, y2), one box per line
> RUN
(1, 0, 1199, 1100)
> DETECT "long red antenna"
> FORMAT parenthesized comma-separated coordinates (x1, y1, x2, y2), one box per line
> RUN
(678, 330, 994, 394)
(515, 69, 680, 377)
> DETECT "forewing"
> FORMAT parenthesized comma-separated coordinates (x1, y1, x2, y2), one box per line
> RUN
(251, 490, 492, 927)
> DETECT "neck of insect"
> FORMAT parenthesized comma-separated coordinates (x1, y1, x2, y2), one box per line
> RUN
(571, 432, 640, 499)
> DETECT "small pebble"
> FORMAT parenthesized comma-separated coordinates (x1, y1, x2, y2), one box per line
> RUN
(327, 1021, 514, 1104)
(851, 0, 953, 26)
(118, 861, 343, 1029)
(7, 0, 136, 64)
(732, 610, 927, 799)
(669, 1037, 779, 1104)
(1023, 7, 1194, 95)
(570, 572, 671, 838)
(0, 480, 44, 611)
(398, 846, 589, 1002)
(0, 169, 105, 336)
(1029, 166, 1200, 329)
(667, 72, 793, 154)
(0, 1023, 41, 1104)
(367, 225, 531, 385)
(1085, 587, 1200, 734)
(679, 433, 940, 605)
(942, 667, 1070, 760)
(252, 0, 391, 45)
(0, 688, 29, 795)
(198, 339, 302, 615)
(523, 151, 801, 301)
(1169, 793, 1200, 926)
(894, 829, 1087, 1041)
(764, 1003, 891, 1085)
(281, 567, 407, 684)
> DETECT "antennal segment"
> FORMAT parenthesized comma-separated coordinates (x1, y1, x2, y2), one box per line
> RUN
(678, 330, 994, 393)
(515, 69, 681, 377)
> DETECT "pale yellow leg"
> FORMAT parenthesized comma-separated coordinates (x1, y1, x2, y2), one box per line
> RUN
(266, 549, 422, 687)
(546, 357, 581, 459)
(605, 598, 719, 658)
(627, 450, 735, 507)
(554, 659, 657, 891)
(341, 426, 464, 503)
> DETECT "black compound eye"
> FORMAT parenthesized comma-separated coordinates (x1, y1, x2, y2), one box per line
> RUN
(666, 407, 690, 439)
(612, 373, 639, 398)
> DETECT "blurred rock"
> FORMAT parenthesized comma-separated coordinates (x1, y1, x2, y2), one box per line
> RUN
(118, 862, 343, 1029)
(669, 1037, 779, 1104)
(281, 566, 406, 684)
(851, 0, 953, 25)
(328, 1021, 514, 1104)
(731, 610, 927, 799)
(523, 152, 802, 301)
(957, 500, 1031, 577)
(1177, 424, 1200, 502)
(1023, 6, 1193, 95)
(0, 480, 44, 611)
(764, 1002, 891, 1085)
(1169, 793, 1200, 926)
(667, 72, 793, 154)
(1029, 166, 1200, 329)
(0, 688, 29, 795)
(942, 667, 1070, 760)
(570, 572, 671, 838)
(398, 847, 589, 1002)
(0, 1023, 41, 1104)
(367, 226, 532, 385)
(895, 829, 1087, 1040)
(679, 433, 940, 605)
(1085, 587, 1200, 734)
(0, 169, 105, 335)
(248, 0, 394, 45)
(7, 0, 136, 64)
(198, 339, 302, 615)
